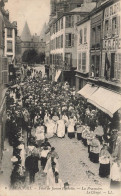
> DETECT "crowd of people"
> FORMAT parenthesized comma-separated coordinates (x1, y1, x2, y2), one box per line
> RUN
(5, 66, 121, 189)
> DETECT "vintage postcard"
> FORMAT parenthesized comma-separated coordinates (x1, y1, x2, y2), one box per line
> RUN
(0, 0, 121, 196)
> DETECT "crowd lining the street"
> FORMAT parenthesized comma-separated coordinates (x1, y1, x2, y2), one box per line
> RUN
(5, 67, 121, 189)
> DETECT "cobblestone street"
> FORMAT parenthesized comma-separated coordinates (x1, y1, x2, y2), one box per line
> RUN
(49, 135, 110, 189)
(0, 134, 110, 190)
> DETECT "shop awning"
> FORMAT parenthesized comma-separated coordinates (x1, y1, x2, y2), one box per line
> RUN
(77, 84, 98, 99)
(55, 70, 61, 82)
(88, 87, 121, 118)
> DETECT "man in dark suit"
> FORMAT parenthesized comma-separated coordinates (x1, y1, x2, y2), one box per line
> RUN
(25, 152, 40, 183)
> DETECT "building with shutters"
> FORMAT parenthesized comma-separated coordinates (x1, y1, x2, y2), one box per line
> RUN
(87, 0, 121, 91)
(75, 7, 95, 91)
(77, 0, 121, 128)
(4, 17, 17, 65)
(0, 4, 8, 163)
(102, 0, 121, 83)
(49, 1, 96, 85)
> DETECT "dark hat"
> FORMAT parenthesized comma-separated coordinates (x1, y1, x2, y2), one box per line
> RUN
(51, 147, 55, 151)
(64, 182, 69, 186)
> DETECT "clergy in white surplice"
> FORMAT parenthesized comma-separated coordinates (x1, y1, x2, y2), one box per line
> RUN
(56, 119, 65, 138)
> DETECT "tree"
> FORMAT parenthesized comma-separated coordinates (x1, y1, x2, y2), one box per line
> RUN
(22, 49, 45, 64)
(22, 49, 38, 64)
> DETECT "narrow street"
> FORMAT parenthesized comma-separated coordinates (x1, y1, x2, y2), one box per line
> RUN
(0, 134, 110, 190)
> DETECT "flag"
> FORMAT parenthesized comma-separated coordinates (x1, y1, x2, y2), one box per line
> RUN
(104, 53, 110, 80)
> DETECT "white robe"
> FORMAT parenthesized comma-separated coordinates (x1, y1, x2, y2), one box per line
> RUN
(44, 157, 59, 174)
(110, 162, 121, 181)
(57, 119, 65, 138)
(46, 120, 56, 138)
(67, 119, 75, 133)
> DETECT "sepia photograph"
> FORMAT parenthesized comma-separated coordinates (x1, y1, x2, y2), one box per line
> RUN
(0, 0, 121, 196)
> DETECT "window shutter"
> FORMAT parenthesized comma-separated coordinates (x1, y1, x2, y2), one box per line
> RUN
(82, 53, 86, 71)
(72, 15, 74, 27)
(80, 29, 82, 44)
(108, 19, 112, 38)
(66, 16, 69, 28)
(2, 71, 8, 84)
(117, 16, 120, 35)
(117, 53, 121, 81)
(61, 35, 63, 48)
(71, 34, 74, 47)
(65, 34, 69, 47)
(84, 28, 87, 43)
(2, 57, 8, 84)
(0, 57, 2, 84)
(78, 53, 81, 71)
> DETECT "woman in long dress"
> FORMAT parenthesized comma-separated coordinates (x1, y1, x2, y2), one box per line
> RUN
(46, 162, 63, 188)
(57, 119, 65, 138)
(110, 160, 121, 189)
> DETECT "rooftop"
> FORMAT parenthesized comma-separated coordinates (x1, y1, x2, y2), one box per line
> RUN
(21, 21, 31, 42)
(70, 2, 96, 13)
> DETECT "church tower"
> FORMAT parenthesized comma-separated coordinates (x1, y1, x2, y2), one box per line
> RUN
(21, 21, 31, 42)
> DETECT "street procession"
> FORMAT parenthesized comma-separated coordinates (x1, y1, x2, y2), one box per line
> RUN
(0, 0, 121, 194)
(3, 65, 120, 190)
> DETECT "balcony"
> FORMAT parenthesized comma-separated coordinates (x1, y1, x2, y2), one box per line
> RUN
(91, 43, 101, 50)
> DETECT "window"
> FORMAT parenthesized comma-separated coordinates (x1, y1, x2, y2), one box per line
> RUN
(65, 33, 74, 47)
(110, 6, 113, 15)
(61, 35, 63, 48)
(82, 53, 86, 71)
(58, 37, 60, 48)
(65, 53, 72, 69)
(117, 53, 121, 81)
(56, 37, 58, 49)
(56, 23, 58, 32)
(92, 27, 96, 47)
(58, 20, 60, 31)
(96, 25, 101, 46)
(105, 20, 109, 37)
(112, 17, 117, 36)
(79, 29, 83, 44)
(7, 29, 12, 38)
(77, 4, 81, 7)
(7, 56, 12, 64)
(61, 18, 63, 29)
(53, 24, 55, 34)
(7, 41, 13, 52)
(84, 28, 87, 43)
(66, 15, 74, 28)
(96, 56, 100, 77)
(78, 53, 81, 71)
(77, 15, 80, 23)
